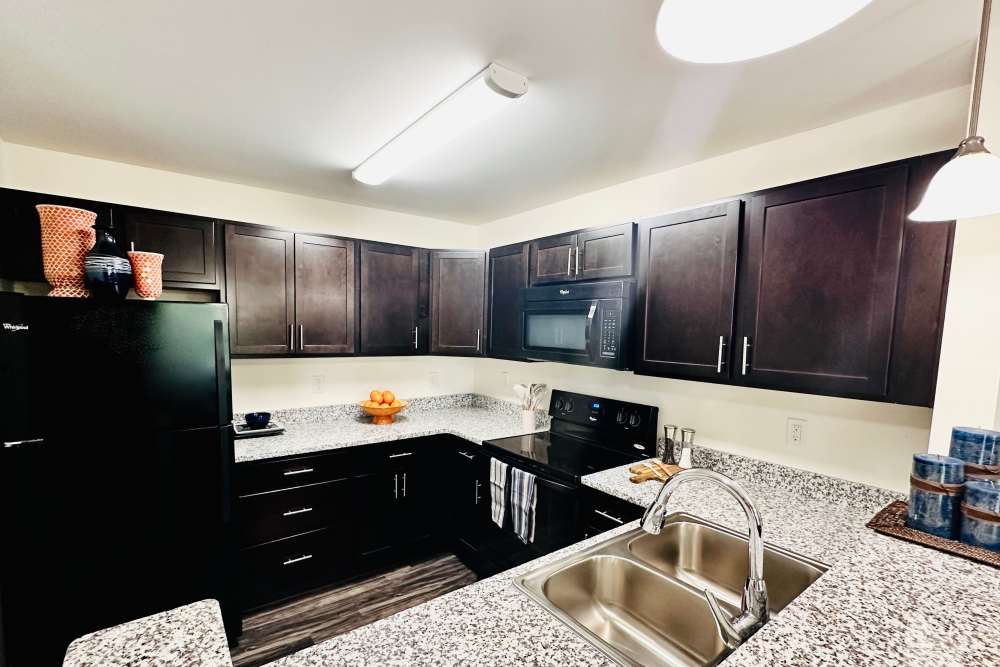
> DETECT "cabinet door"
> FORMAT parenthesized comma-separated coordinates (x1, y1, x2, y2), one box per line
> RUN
(359, 241, 421, 355)
(121, 207, 221, 289)
(528, 233, 577, 285)
(487, 243, 529, 359)
(294, 234, 356, 354)
(576, 222, 635, 281)
(736, 165, 908, 399)
(430, 250, 486, 355)
(635, 202, 741, 381)
(225, 225, 295, 355)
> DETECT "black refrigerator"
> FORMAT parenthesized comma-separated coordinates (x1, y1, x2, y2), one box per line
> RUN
(0, 293, 239, 666)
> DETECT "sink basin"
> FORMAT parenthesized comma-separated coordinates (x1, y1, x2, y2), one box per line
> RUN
(628, 516, 827, 614)
(515, 513, 828, 667)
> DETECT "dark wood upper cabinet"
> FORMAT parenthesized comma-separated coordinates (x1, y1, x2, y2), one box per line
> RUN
(487, 242, 530, 359)
(735, 165, 909, 399)
(634, 201, 741, 381)
(225, 225, 295, 355)
(430, 250, 486, 356)
(294, 234, 356, 354)
(359, 241, 421, 355)
(120, 207, 221, 290)
(577, 222, 635, 281)
(888, 151, 955, 407)
(529, 233, 577, 285)
(528, 223, 635, 285)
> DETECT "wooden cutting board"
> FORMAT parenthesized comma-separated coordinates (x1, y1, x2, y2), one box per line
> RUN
(628, 461, 683, 484)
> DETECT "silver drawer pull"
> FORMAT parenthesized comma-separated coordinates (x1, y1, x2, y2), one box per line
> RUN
(283, 467, 314, 476)
(457, 451, 475, 460)
(282, 507, 313, 517)
(389, 452, 413, 459)
(282, 553, 313, 566)
(3, 438, 45, 449)
(594, 509, 624, 525)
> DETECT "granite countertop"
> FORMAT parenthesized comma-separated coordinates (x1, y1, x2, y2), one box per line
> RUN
(234, 394, 545, 463)
(62, 599, 232, 667)
(65, 395, 1000, 666)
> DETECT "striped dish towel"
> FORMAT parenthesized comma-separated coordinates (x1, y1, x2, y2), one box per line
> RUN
(490, 458, 508, 528)
(509, 467, 537, 544)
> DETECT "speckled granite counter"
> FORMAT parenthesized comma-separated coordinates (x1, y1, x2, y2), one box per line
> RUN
(62, 599, 231, 667)
(234, 394, 545, 463)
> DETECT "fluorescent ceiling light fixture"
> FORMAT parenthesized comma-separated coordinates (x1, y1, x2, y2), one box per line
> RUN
(655, 0, 874, 63)
(352, 63, 528, 186)
(911, 0, 1000, 222)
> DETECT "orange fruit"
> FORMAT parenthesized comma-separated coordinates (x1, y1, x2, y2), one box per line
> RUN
(382, 390, 396, 404)
(370, 390, 383, 404)
(380, 402, 390, 408)
(390, 400, 402, 408)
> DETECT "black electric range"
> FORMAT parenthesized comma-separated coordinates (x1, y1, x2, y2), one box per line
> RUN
(484, 390, 659, 485)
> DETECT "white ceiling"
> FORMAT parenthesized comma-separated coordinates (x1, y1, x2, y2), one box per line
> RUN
(0, 0, 981, 223)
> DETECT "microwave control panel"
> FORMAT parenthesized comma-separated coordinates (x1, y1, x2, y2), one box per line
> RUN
(599, 307, 619, 358)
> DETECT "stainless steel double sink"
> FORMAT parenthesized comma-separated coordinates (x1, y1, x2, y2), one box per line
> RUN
(514, 513, 828, 667)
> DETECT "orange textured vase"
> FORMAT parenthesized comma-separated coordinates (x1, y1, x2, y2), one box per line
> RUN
(127, 251, 164, 300)
(37, 205, 97, 297)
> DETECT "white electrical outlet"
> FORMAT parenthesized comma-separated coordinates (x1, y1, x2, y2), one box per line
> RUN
(311, 374, 325, 395)
(787, 418, 806, 446)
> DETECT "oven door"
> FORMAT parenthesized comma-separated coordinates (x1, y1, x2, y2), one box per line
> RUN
(522, 299, 599, 365)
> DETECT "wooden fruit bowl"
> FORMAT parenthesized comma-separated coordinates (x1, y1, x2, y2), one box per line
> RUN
(359, 400, 407, 425)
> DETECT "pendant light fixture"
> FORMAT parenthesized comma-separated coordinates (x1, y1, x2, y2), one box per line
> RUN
(910, 0, 1000, 222)
(655, 0, 874, 64)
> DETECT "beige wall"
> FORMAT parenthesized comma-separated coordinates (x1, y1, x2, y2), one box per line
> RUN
(474, 86, 971, 492)
(929, 8, 1000, 451)
(0, 142, 481, 412)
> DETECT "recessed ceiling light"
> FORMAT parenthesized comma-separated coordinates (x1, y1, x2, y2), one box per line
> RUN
(352, 63, 528, 186)
(655, 0, 874, 64)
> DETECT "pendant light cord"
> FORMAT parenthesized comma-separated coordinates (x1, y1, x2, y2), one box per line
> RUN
(969, 0, 993, 137)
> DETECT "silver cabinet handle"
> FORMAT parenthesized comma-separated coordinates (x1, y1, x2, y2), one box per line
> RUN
(475, 479, 481, 505)
(4, 438, 44, 449)
(394, 473, 399, 499)
(283, 553, 313, 566)
(457, 451, 475, 461)
(283, 507, 313, 517)
(288, 323, 294, 351)
(594, 509, 624, 525)
(575, 247, 580, 275)
(475, 328, 481, 352)
(283, 467, 314, 476)
(716, 335, 726, 374)
(566, 247, 572, 275)
(299, 324, 304, 350)
(741, 336, 751, 376)
(413, 325, 419, 350)
(402, 472, 407, 498)
(389, 452, 413, 459)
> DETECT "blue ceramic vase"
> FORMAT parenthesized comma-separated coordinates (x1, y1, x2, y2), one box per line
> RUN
(84, 219, 132, 301)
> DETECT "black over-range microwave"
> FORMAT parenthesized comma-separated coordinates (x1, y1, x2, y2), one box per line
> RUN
(519, 280, 634, 370)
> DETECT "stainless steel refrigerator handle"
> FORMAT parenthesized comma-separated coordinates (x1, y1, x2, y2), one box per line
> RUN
(716, 335, 725, 373)
(575, 247, 580, 275)
(741, 336, 751, 375)
(567, 247, 572, 275)
(3, 438, 45, 449)
(299, 325, 304, 350)
(594, 509, 624, 524)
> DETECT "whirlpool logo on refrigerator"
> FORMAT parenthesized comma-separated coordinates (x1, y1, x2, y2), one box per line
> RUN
(2, 322, 29, 332)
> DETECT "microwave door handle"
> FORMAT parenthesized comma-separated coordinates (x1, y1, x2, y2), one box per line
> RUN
(586, 302, 598, 359)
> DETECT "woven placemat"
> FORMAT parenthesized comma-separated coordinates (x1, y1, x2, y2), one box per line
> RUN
(867, 500, 1000, 569)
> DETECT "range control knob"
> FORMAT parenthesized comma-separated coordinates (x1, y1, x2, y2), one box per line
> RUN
(553, 398, 564, 411)
(564, 398, 575, 413)
(628, 412, 642, 428)
(616, 409, 627, 424)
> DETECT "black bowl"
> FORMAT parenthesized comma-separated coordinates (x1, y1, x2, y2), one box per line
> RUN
(244, 412, 271, 429)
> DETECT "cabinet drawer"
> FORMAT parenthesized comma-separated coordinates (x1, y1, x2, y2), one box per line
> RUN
(240, 528, 351, 609)
(581, 488, 644, 537)
(239, 478, 350, 547)
(236, 448, 374, 495)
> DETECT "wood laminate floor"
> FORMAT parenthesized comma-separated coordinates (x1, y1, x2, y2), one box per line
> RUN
(230, 553, 478, 667)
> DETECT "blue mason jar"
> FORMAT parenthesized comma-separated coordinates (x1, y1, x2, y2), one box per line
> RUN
(906, 454, 965, 539)
(961, 480, 1000, 553)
